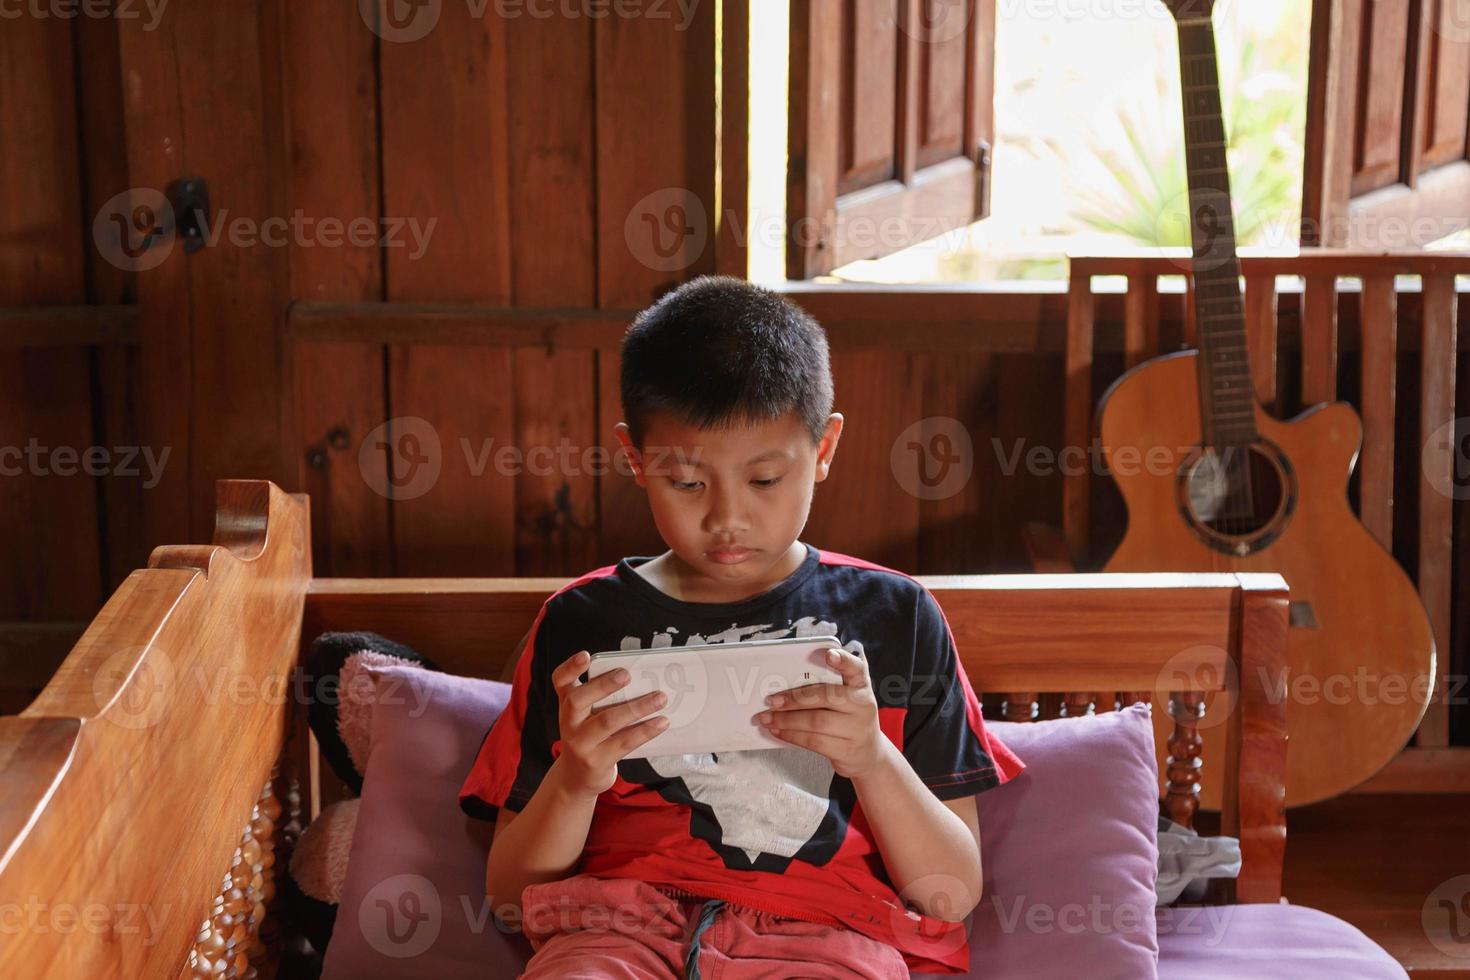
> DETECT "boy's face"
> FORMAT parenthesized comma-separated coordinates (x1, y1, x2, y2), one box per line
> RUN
(614, 409, 843, 597)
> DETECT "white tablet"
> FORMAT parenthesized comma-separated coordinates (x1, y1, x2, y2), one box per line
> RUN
(584, 635, 845, 759)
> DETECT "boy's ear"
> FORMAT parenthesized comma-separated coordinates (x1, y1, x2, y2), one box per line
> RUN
(613, 422, 647, 486)
(814, 413, 844, 482)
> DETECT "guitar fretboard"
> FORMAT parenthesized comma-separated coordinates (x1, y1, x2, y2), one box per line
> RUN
(1176, 18, 1258, 449)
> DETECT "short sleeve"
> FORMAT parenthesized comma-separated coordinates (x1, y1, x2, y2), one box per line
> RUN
(902, 585, 1026, 799)
(458, 605, 562, 821)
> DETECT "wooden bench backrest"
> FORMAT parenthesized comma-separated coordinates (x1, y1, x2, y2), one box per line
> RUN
(0, 481, 311, 978)
(307, 567, 1289, 904)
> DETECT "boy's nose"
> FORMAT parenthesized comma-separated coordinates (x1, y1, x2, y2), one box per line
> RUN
(703, 491, 749, 535)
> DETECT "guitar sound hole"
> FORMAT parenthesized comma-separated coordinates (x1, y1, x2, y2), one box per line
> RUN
(1177, 441, 1296, 555)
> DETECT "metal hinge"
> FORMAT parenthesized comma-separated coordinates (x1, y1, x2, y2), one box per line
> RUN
(975, 140, 993, 220)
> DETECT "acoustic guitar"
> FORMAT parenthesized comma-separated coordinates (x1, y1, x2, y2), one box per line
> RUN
(1096, 0, 1436, 808)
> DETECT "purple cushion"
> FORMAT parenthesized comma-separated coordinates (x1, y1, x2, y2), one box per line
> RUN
(913, 704, 1161, 978)
(325, 673, 1387, 980)
(1157, 903, 1407, 979)
(322, 667, 529, 979)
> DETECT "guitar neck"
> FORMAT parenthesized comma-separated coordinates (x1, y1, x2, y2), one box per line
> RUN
(1175, 15, 1259, 447)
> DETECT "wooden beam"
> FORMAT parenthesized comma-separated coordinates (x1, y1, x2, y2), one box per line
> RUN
(305, 571, 1261, 692)
(0, 307, 138, 348)
(288, 285, 1470, 354)
(289, 302, 631, 348)
(1070, 249, 1470, 278)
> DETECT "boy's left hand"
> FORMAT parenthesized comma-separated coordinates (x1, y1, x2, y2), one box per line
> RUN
(757, 647, 889, 779)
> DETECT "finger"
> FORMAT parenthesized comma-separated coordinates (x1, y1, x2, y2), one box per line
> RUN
(823, 646, 871, 687)
(585, 689, 667, 741)
(759, 707, 853, 736)
(607, 715, 671, 759)
(766, 682, 852, 711)
(550, 650, 592, 697)
(564, 666, 634, 716)
(765, 727, 843, 757)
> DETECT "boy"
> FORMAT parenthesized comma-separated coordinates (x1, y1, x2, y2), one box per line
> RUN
(458, 275, 1025, 977)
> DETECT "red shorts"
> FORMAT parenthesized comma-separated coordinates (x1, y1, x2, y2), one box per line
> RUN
(518, 873, 909, 979)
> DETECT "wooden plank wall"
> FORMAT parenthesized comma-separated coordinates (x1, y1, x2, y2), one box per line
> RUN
(0, 8, 133, 711)
(0, 4, 1467, 749)
(290, 3, 715, 580)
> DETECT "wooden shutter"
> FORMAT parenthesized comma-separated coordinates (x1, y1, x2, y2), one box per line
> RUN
(787, 0, 996, 278)
(1303, 0, 1470, 246)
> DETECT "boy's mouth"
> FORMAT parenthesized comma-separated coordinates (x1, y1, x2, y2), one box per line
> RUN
(707, 546, 754, 565)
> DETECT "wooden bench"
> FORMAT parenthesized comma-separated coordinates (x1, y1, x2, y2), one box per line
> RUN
(0, 479, 1287, 978)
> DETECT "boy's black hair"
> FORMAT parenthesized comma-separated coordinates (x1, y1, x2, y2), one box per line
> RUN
(619, 275, 834, 449)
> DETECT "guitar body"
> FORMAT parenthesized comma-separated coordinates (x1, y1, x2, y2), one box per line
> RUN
(1098, 351, 1436, 808)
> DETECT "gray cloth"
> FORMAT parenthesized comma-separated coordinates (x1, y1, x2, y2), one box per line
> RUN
(1156, 816, 1242, 905)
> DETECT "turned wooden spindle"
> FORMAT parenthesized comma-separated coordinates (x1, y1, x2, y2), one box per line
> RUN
(1002, 692, 1038, 723)
(1061, 691, 1095, 717)
(1165, 690, 1206, 828)
(183, 775, 287, 980)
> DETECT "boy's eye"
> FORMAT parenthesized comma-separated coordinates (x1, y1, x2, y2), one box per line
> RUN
(669, 477, 782, 491)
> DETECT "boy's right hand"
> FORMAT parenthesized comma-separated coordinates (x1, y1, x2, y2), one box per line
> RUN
(551, 650, 670, 799)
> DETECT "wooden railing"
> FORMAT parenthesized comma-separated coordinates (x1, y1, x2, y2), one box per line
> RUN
(1063, 249, 1466, 781)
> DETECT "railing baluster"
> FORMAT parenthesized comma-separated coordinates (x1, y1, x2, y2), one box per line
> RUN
(1061, 691, 1095, 718)
(1002, 693, 1039, 723)
(1359, 273, 1397, 548)
(1416, 274, 1457, 748)
(1301, 275, 1339, 404)
(1165, 690, 1205, 829)
(1124, 272, 1159, 367)
(1063, 273, 1095, 561)
(1243, 271, 1278, 410)
(1183, 272, 1198, 347)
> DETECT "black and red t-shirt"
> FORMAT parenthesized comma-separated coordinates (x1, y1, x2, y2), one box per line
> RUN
(459, 542, 1025, 973)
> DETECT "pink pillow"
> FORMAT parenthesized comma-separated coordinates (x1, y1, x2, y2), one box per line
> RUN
(965, 705, 1160, 978)
(322, 667, 527, 979)
(323, 666, 1159, 979)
